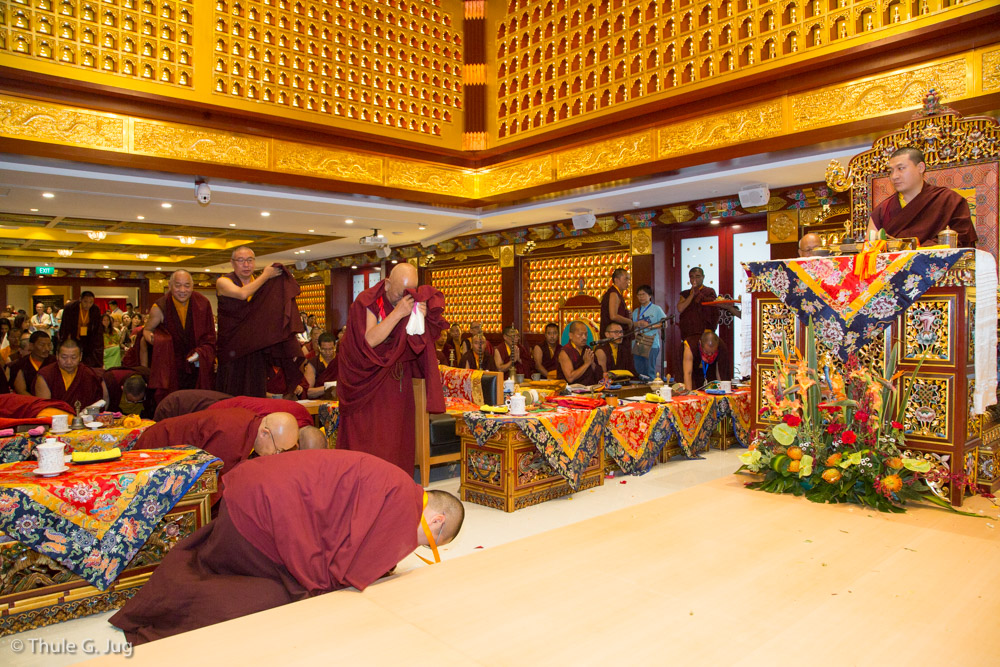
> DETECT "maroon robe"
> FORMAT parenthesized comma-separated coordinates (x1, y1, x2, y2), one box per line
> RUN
(441, 339, 463, 366)
(678, 285, 720, 340)
(460, 332, 493, 356)
(104, 366, 157, 419)
(58, 300, 103, 368)
(686, 336, 731, 388)
(149, 292, 216, 400)
(872, 182, 977, 246)
(110, 450, 423, 645)
(534, 342, 563, 374)
(216, 266, 305, 397)
(600, 286, 635, 373)
(35, 363, 103, 407)
(153, 389, 234, 421)
(495, 342, 532, 376)
(0, 367, 8, 395)
(9, 354, 55, 395)
(338, 281, 447, 473)
(460, 349, 497, 371)
(557, 344, 601, 385)
(0, 394, 75, 418)
(207, 396, 313, 429)
(597, 342, 636, 375)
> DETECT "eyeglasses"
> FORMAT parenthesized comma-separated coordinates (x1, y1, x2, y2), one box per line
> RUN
(232, 257, 255, 264)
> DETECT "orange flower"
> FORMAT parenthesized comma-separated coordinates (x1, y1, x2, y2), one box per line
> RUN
(882, 474, 903, 492)
(886, 457, 903, 470)
(821, 468, 842, 484)
(786, 446, 803, 461)
(788, 460, 801, 474)
(825, 453, 843, 466)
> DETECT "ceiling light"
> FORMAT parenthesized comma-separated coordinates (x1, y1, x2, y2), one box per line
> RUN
(391, 259, 398, 264)
(304, 249, 310, 252)
(57, 249, 73, 257)
(156, 266, 162, 270)
(42, 192, 55, 198)
(87, 230, 107, 241)
(710, 218, 721, 225)
(308, 229, 314, 232)
(205, 268, 211, 272)
(178, 236, 196, 245)
(345, 219, 354, 225)
(161, 202, 172, 208)
(103, 265, 109, 269)
(30, 208, 38, 212)
(136, 215, 145, 220)
(136, 253, 149, 259)
(261, 211, 270, 217)
(350, 264, 358, 269)
(418, 224, 428, 230)
(229, 223, 236, 227)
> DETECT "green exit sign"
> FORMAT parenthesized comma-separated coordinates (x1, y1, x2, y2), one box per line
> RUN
(35, 266, 55, 276)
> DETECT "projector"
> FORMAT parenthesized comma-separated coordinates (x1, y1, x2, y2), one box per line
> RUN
(359, 232, 385, 246)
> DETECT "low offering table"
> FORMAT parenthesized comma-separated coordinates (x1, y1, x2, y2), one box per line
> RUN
(0, 419, 156, 464)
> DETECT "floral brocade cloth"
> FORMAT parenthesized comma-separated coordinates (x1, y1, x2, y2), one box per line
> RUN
(317, 401, 340, 449)
(744, 249, 970, 360)
(439, 365, 486, 407)
(0, 446, 219, 591)
(605, 403, 672, 475)
(718, 391, 753, 448)
(0, 420, 156, 465)
(664, 393, 721, 457)
(445, 397, 480, 415)
(463, 406, 612, 488)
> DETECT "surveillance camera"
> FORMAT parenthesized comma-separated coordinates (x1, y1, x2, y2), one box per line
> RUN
(195, 181, 211, 205)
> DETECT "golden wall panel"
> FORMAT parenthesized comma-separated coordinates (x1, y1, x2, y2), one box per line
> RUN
(480, 155, 554, 196)
(555, 131, 653, 180)
(657, 100, 783, 160)
(983, 47, 1000, 94)
(630, 228, 652, 256)
(131, 121, 269, 169)
(526, 250, 631, 333)
(0, 97, 126, 151)
(272, 139, 383, 185)
(789, 57, 968, 131)
(384, 160, 471, 198)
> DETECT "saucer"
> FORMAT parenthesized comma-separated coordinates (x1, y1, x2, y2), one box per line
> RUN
(84, 422, 103, 430)
(48, 427, 72, 434)
(509, 411, 527, 417)
(33, 465, 69, 477)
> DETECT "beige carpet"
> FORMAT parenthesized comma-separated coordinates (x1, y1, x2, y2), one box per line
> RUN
(87, 475, 1000, 666)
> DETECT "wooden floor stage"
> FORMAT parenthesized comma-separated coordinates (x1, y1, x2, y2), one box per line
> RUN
(88, 475, 1000, 666)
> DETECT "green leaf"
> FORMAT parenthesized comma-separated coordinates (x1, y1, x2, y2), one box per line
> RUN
(772, 423, 797, 446)
(799, 454, 813, 478)
(902, 458, 932, 473)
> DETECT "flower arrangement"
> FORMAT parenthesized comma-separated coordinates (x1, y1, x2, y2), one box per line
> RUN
(738, 319, 977, 514)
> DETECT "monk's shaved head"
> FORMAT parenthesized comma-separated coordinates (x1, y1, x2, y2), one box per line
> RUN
(298, 425, 327, 450)
(385, 262, 419, 304)
(798, 232, 822, 257)
(419, 489, 465, 547)
(569, 321, 587, 335)
(231, 245, 255, 260)
(169, 270, 194, 303)
(255, 412, 300, 455)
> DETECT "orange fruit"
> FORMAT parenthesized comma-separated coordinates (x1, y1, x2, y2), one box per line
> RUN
(786, 446, 803, 461)
(788, 460, 801, 474)
(821, 468, 842, 484)
(825, 453, 843, 466)
(886, 457, 903, 470)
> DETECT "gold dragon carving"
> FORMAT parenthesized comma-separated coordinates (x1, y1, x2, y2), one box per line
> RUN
(384, 161, 471, 197)
(132, 121, 269, 169)
(658, 101, 784, 160)
(272, 140, 383, 185)
(983, 47, 1000, 93)
(555, 132, 654, 180)
(480, 156, 554, 196)
(0, 96, 126, 151)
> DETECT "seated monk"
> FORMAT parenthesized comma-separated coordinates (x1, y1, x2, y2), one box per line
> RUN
(595, 323, 637, 377)
(558, 321, 602, 386)
(683, 331, 729, 391)
(135, 408, 299, 490)
(34, 338, 108, 408)
(867, 146, 977, 247)
(532, 322, 562, 379)
(303, 332, 338, 398)
(153, 389, 233, 421)
(798, 232, 822, 257)
(441, 323, 464, 367)
(104, 367, 157, 419)
(10, 331, 55, 395)
(110, 450, 464, 645)
(460, 321, 493, 356)
(494, 326, 531, 377)
(461, 334, 496, 371)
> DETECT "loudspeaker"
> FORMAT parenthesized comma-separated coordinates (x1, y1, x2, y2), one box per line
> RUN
(571, 213, 597, 230)
(738, 185, 770, 208)
(375, 245, 391, 259)
(294, 260, 307, 270)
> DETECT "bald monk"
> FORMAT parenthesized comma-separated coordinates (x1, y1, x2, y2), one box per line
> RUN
(111, 449, 463, 644)
(460, 333, 496, 371)
(494, 326, 531, 376)
(338, 262, 448, 473)
(532, 322, 563, 378)
(104, 367, 157, 418)
(683, 330, 729, 390)
(57, 290, 103, 368)
(558, 321, 601, 385)
(153, 389, 233, 421)
(207, 395, 313, 429)
(868, 146, 977, 247)
(10, 330, 55, 395)
(144, 270, 217, 402)
(135, 408, 298, 488)
(216, 246, 305, 398)
(798, 232, 822, 257)
(34, 338, 108, 408)
(460, 320, 492, 356)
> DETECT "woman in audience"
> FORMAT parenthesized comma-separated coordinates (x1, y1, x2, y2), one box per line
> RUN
(102, 313, 123, 369)
(119, 313, 134, 353)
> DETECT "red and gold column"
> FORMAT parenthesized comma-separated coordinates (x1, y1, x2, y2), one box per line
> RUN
(462, 0, 487, 151)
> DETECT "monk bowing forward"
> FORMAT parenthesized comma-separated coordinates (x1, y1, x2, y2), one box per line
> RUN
(337, 263, 448, 474)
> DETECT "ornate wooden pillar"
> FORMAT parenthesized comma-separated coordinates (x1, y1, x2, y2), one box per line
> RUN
(462, 0, 487, 151)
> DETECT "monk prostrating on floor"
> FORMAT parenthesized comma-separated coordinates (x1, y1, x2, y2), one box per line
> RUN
(110, 449, 463, 644)
(337, 262, 447, 474)
(33, 338, 108, 408)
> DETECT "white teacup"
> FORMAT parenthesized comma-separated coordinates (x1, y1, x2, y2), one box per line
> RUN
(531, 373, 541, 381)
(658, 385, 672, 401)
(50, 414, 69, 431)
(719, 381, 732, 393)
(35, 439, 65, 473)
(506, 393, 527, 415)
(503, 378, 515, 394)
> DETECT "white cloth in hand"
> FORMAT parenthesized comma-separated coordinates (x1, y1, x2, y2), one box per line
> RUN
(405, 302, 425, 335)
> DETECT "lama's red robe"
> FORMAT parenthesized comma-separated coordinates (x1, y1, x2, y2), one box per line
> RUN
(557, 343, 602, 385)
(149, 292, 216, 401)
(9, 354, 55, 396)
(207, 396, 312, 428)
(152, 389, 234, 421)
(337, 282, 447, 473)
(534, 342, 563, 373)
(0, 394, 74, 425)
(600, 285, 635, 373)
(57, 300, 103, 368)
(35, 363, 103, 408)
(495, 342, 532, 376)
(872, 182, 977, 246)
(109, 449, 423, 645)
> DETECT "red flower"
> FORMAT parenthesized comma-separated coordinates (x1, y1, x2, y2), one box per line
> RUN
(891, 421, 904, 429)
(783, 414, 802, 427)
(759, 407, 769, 416)
(854, 411, 869, 423)
(842, 430, 857, 444)
(818, 404, 839, 413)
(827, 423, 844, 434)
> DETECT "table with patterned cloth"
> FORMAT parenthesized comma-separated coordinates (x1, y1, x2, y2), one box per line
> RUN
(317, 401, 340, 449)
(445, 396, 480, 415)
(605, 402, 674, 475)
(0, 420, 156, 465)
(458, 406, 609, 512)
(661, 393, 723, 457)
(716, 390, 754, 448)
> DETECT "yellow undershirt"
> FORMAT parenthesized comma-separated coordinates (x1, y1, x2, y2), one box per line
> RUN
(78, 308, 89, 337)
(172, 297, 189, 329)
(30, 356, 42, 370)
(59, 367, 76, 390)
(898, 192, 908, 209)
(609, 342, 618, 365)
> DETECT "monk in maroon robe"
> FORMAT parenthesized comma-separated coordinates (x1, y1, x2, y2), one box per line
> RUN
(558, 321, 602, 385)
(153, 389, 233, 421)
(338, 263, 447, 473)
(57, 291, 103, 368)
(33, 339, 107, 408)
(10, 330, 54, 395)
(600, 269, 635, 375)
(596, 322, 636, 376)
(104, 366, 157, 418)
(110, 450, 463, 644)
(460, 334, 497, 371)
(144, 270, 217, 402)
(441, 324, 464, 367)
(869, 146, 977, 246)
(0, 394, 73, 431)
(207, 396, 313, 429)
(216, 246, 305, 398)
(494, 326, 532, 377)
(532, 322, 563, 378)
(303, 332, 338, 398)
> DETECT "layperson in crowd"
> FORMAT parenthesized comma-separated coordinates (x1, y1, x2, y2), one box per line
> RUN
(296, 311, 311, 343)
(631, 285, 667, 379)
(9, 331, 31, 367)
(29, 302, 52, 333)
(144, 270, 217, 402)
(600, 268, 635, 375)
(58, 291, 103, 368)
(108, 300, 125, 328)
(461, 333, 496, 371)
(216, 246, 305, 398)
(111, 450, 464, 645)
(595, 323, 636, 377)
(104, 367, 156, 418)
(798, 232, 823, 257)
(34, 338, 108, 407)
(558, 321, 602, 386)
(532, 322, 562, 379)
(868, 146, 977, 247)
(494, 326, 531, 377)
(337, 262, 447, 473)
(441, 323, 464, 366)
(10, 331, 55, 395)
(303, 332, 338, 397)
(101, 313, 122, 369)
(683, 331, 730, 390)
(118, 313, 134, 353)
